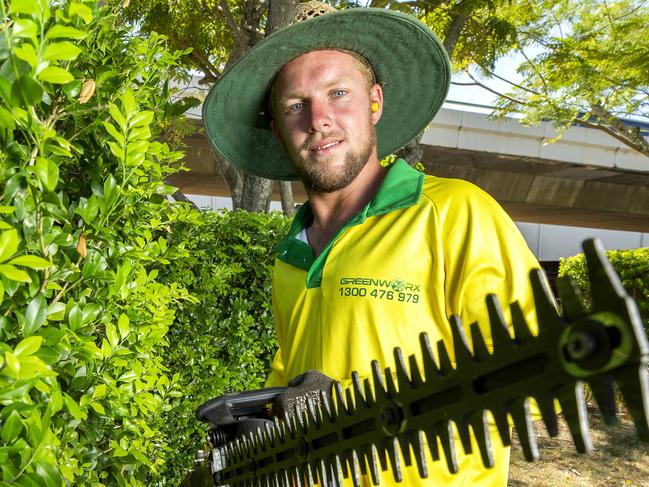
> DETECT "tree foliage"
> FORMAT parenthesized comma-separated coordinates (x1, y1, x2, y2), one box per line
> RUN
(493, 0, 649, 156)
(0, 0, 201, 484)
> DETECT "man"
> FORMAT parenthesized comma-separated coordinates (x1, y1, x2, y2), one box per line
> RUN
(203, 2, 541, 485)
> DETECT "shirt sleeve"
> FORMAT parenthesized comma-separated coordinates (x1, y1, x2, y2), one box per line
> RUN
(433, 179, 542, 354)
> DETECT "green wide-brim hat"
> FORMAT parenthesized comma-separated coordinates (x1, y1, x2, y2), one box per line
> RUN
(202, 6, 451, 181)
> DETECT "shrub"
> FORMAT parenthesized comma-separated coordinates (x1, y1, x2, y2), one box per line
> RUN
(154, 209, 288, 484)
(0, 1, 198, 484)
(558, 247, 649, 332)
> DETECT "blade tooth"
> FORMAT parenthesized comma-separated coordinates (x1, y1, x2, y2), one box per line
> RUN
(292, 404, 305, 433)
(305, 462, 315, 487)
(363, 377, 376, 407)
(386, 437, 403, 482)
(583, 238, 628, 312)
(384, 365, 398, 397)
(587, 374, 618, 426)
(377, 439, 388, 471)
(334, 381, 348, 416)
(371, 360, 387, 399)
(316, 459, 328, 487)
(364, 444, 381, 486)
(423, 426, 440, 461)
(281, 466, 291, 487)
(419, 332, 440, 381)
(486, 294, 514, 351)
(491, 407, 512, 447)
(272, 417, 283, 442)
(436, 340, 454, 376)
(339, 450, 350, 479)
(345, 387, 357, 416)
(510, 301, 534, 344)
(534, 394, 560, 437)
(469, 322, 491, 361)
(352, 371, 368, 408)
(306, 395, 320, 428)
(394, 346, 412, 391)
(401, 434, 414, 467)
(330, 455, 344, 487)
(469, 410, 494, 468)
(509, 397, 539, 461)
(408, 354, 424, 387)
(556, 276, 588, 321)
(292, 465, 302, 487)
(438, 421, 459, 474)
(617, 364, 649, 441)
(455, 416, 473, 455)
(264, 422, 275, 447)
(556, 382, 592, 453)
(409, 430, 428, 479)
(287, 411, 299, 438)
(449, 314, 474, 364)
(348, 449, 362, 487)
(529, 269, 563, 334)
(319, 389, 334, 422)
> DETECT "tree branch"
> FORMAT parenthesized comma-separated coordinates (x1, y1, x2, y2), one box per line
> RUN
(464, 71, 528, 106)
(475, 63, 540, 95)
(219, 0, 246, 46)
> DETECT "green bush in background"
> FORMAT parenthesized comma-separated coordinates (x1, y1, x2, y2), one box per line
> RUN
(155, 209, 287, 484)
(559, 247, 649, 332)
(0, 0, 200, 484)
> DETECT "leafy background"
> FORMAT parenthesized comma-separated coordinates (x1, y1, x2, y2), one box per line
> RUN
(0, 1, 647, 486)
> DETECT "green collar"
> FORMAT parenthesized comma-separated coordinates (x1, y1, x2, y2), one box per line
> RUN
(275, 159, 424, 287)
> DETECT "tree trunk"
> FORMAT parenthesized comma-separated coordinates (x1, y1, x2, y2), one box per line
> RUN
(397, 132, 424, 165)
(443, 11, 467, 59)
(278, 181, 296, 216)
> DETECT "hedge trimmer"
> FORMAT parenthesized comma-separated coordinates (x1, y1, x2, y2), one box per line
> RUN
(182, 239, 649, 487)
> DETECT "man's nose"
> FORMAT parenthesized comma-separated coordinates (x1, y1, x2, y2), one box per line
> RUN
(308, 100, 332, 132)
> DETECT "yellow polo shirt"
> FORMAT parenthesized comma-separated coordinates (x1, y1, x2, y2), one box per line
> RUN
(266, 159, 540, 486)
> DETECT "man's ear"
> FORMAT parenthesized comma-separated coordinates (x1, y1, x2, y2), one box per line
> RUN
(270, 120, 284, 146)
(369, 83, 383, 125)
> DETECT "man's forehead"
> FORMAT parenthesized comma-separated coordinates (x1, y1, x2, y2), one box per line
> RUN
(271, 49, 375, 97)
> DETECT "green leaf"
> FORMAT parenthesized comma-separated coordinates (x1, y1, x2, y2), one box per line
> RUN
(37, 67, 74, 85)
(43, 41, 81, 61)
(67, 305, 82, 331)
(0, 229, 19, 262)
(106, 323, 119, 348)
(0, 107, 16, 130)
(47, 387, 62, 415)
(46, 302, 65, 321)
(8, 255, 51, 269)
(45, 25, 86, 40)
(102, 121, 124, 146)
(14, 336, 43, 357)
(24, 294, 47, 335)
(92, 384, 107, 400)
(13, 44, 38, 69)
(69, 3, 93, 24)
(62, 393, 85, 421)
(121, 90, 137, 118)
(0, 207, 15, 215)
(0, 410, 23, 443)
(89, 401, 105, 415)
(108, 102, 127, 132)
(117, 313, 130, 338)
(35, 461, 62, 487)
(0, 264, 30, 282)
(33, 157, 59, 191)
(12, 19, 38, 41)
(5, 352, 20, 375)
(9, 0, 40, 16)
(11, 75, 43, 107)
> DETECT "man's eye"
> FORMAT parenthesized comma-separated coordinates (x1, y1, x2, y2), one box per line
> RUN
(286, 103, 304, 113)
(333, 90, 346, 98)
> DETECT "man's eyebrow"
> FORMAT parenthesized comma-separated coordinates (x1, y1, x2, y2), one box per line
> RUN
(276, 76, 357, 103)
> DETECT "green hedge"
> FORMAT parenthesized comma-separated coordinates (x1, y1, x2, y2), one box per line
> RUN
(155, 209, 288, 484)
(558, 247, 649, 331)
(0, 1, 199, 484)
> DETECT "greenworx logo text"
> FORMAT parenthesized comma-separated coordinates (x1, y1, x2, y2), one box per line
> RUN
(339, 277, 421, 292)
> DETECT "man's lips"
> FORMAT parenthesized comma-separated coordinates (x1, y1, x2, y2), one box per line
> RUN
(309, 140, 342, 152)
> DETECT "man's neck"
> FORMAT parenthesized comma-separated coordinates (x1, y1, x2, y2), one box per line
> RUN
(305, 160, 388, 257)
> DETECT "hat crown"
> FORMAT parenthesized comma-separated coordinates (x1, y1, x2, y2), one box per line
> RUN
(286, 1, 337, 26)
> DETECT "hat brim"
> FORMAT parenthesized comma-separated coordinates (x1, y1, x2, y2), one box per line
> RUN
(202, 8, 451, 181)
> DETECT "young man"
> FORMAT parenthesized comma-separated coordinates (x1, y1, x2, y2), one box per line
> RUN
(203, 2, 541, 485)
